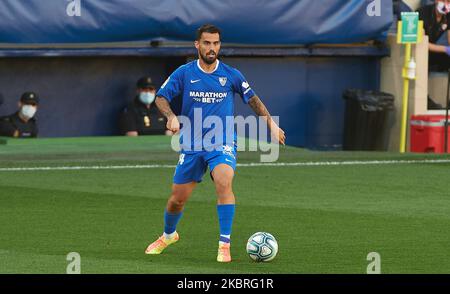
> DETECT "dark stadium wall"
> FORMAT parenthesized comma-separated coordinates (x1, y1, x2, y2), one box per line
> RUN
(0, 57, 181, 137)
(0, 56, 379, 149)
(0, 0, 389, 149)
(225, 57, 380, 150)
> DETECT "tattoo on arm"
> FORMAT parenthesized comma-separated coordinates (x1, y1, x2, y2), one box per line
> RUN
(155, 96, 175, 118)
(248, 95, 271, 119)
(248, 95, 278, 131)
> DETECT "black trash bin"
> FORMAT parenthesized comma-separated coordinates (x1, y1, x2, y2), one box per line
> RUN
(343, 89, 395, 151)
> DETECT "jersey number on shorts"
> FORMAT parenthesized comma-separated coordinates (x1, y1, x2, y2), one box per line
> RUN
(178, 154, 185, 165)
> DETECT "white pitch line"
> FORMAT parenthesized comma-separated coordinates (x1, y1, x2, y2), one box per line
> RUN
(0, 159, 449, 172)
(238, 159, 450, 167)
(0, 164, 176, 172)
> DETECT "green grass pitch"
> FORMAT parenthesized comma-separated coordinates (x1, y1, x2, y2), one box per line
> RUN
(0, 136, 449, 273)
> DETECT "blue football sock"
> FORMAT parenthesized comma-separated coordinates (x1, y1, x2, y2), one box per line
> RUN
(164, 210, 183, 235)
(217, 204, 235, 244)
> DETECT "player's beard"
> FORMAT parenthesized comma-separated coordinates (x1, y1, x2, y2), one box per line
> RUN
(199, 49, 218, 65)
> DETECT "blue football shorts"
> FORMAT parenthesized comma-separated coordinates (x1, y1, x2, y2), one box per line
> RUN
(173, 145, 237, 184)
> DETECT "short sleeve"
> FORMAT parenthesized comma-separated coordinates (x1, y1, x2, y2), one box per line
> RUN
(0, 118, 16, 137)
(156, 65, 185, 102)
(232, 69, 256, 104)
(118, 108, 137, 134)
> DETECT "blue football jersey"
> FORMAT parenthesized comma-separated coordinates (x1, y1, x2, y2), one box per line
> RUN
(157, 59, 256, 152)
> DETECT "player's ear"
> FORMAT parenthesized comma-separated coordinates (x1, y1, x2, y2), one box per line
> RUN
(194, 40, 199, 49)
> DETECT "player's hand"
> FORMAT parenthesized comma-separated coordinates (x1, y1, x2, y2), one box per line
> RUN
(271, 125, 286, 145)
(167, 115, 180, 134)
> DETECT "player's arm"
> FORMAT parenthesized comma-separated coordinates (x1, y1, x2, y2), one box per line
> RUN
(155, 96, 180, 133)
(248, 95, 286, 145)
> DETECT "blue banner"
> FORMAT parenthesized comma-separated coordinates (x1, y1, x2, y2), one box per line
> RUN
(0, 0, 393, 45)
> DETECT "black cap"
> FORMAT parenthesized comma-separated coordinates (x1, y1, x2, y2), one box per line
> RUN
(20, 92, 40, 105)
(136, 77, 156, 89)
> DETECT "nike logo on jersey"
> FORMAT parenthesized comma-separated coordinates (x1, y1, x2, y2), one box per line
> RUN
(190, 79, 201, 84)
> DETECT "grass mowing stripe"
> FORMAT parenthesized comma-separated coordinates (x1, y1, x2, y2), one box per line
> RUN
(1, 136, 450, 273)
(1, 185, 449, 273)
(1, 158, 450, 172)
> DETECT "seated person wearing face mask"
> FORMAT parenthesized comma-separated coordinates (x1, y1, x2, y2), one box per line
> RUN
(418, 0, 450, 72)
(118, 77, 170, 136)
(0, 92, 39, 138)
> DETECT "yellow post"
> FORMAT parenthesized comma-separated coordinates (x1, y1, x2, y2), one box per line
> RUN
(397, 17, 423, 153)
(400, 43, 412, 153)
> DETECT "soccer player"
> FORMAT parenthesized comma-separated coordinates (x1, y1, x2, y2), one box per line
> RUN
(145, 24, 285, 262)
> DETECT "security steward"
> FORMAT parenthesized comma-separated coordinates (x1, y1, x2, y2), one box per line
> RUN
(0, 92, 39, 138)
(118, 77, 170, 136)
(418, 0, 450, 72)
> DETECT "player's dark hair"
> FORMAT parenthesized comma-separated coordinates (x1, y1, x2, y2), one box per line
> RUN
(196, 24, 221, 41)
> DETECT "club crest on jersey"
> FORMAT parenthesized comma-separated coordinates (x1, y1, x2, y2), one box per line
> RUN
(222, 145, 235, 158)
(219, 77, 227, 87)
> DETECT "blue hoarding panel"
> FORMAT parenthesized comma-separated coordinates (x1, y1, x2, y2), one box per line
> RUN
(0, 56, 381, 149)
(0, 0, 392, 45)
(226, 57, 380, 149)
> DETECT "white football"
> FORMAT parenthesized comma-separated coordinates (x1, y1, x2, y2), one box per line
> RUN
(246, 232, 278, 262)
